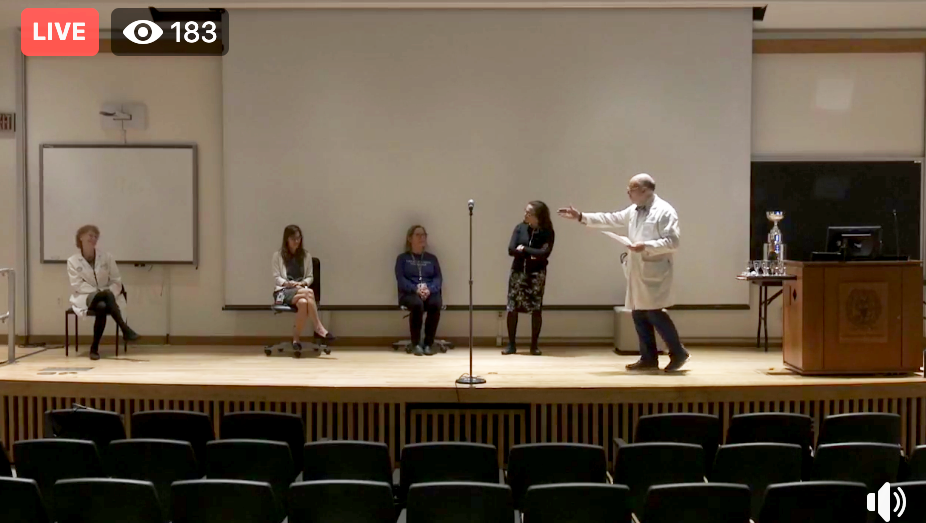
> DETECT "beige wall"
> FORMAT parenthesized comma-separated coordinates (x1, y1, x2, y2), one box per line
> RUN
(4, 43, 778, 343)
(0, 29, 17, 337)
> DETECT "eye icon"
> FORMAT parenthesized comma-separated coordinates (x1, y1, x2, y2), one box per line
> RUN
(123, 20, 163, 45)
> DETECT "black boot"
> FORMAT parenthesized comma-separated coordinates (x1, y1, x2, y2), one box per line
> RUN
(502, 345, 516, 355)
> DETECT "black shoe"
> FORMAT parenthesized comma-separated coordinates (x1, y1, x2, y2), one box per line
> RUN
(530, 347, 542, 356)
(122, 327, 139, 341)
(292, 341, 302, 352)
(423, 345, 434, 356)
(413, 345, 424, 356)
(664, 353, 690, 372)
(502, 345, 517, 355)
(626, 359, 659, 371)
(89, 352, 100, 361)
(314, 331, 336, 342)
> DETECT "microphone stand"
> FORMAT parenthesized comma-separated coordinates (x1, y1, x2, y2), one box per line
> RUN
(457, 200, 486, 385)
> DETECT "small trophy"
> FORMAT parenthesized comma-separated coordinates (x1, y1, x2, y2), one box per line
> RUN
(764, 211, 786, 274)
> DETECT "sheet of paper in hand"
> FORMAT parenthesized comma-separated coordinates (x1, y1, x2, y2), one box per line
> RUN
(600, 231, 632, 246)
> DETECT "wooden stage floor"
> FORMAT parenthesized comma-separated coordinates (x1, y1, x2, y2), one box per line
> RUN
(1, 345, 924, 402)
(2, 345, 926, 459)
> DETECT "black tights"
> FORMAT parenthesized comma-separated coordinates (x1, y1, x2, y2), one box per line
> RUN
(89, 290, 129, 353)
(507, 310, 542, 351)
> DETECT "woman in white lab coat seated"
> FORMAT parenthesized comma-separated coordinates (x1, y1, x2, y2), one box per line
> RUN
(67, 224, 140, 360)
(272, 224, 336, 351)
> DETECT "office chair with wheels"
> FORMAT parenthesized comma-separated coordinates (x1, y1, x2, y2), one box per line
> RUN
(265, 257, 331, 358)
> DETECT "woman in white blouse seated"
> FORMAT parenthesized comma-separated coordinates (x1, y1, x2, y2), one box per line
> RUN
(67, 224, 139, 360)
(273, 224, 336, 351)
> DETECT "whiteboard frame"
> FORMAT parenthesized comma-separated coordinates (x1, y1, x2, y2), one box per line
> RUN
(39, 143, 199, 266)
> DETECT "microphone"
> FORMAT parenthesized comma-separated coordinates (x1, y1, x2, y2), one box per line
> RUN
(468, 199, 474, 211)
(893, 209, 900, 257)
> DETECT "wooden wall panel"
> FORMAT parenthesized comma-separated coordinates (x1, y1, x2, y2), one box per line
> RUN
(4, 394, 925, 464)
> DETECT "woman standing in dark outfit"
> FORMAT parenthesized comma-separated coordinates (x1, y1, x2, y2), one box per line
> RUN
(504, 201, 554, 355)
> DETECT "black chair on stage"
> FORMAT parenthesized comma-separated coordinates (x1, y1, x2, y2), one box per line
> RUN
(266, 257, 330, 358)
(64, 287, 129, 356)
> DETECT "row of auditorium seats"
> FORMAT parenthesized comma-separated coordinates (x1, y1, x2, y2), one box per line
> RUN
(1, 408, 921, 522)
(7, 475, 923, 523)
(5, 436, 926, 521)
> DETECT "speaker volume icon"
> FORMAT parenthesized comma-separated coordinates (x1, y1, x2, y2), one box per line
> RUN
(868, 482, 905, 522)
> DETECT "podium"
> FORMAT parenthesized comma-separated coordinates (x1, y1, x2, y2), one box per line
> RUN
(782, 260, 922, 375)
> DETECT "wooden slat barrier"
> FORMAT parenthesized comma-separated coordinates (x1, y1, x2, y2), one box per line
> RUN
(4, 395, 926, 464)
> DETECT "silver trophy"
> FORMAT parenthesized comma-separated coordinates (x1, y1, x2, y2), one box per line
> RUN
(764, 211, 786, 274)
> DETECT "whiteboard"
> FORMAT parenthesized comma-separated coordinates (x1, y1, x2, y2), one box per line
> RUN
(41, 144, 198, 264)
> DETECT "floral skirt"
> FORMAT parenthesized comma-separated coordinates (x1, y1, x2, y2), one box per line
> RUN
(506, 269, 547, 313)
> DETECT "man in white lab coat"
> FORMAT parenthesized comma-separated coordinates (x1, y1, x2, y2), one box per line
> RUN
(558, 173, 690, 372)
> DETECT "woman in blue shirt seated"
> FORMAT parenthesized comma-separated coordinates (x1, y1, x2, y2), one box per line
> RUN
(395, 225, 443, 356)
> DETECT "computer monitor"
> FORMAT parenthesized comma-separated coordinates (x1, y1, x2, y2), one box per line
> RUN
(825, 226, 882, 259)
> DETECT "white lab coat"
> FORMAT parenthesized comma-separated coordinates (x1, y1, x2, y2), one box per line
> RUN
(582, 194, 680, 310)
(271, 250, 314, 294)
(67, 251, 127, 318)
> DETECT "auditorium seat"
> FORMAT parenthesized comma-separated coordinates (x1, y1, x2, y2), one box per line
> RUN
(811, 442, 900, 489)
(522, 483, 630, 523)
(725, 412, 814, 479)
(54, 478, 163, 523)
(612, 441, 704, 517)
(709, 443, 802, 520)
(207, 439, 296, 505)
(171, 479, 284, 523)
(13, 439, 105, 521)
(507, 443, 607, 509)
(106, 438, 201, 516)
(641, 483, 751, 523)
(1, 443, 12, 476)
(397, 442, 500, 502)
(131, 410, 215, 473)
(758, 481, 867, 523)
(890, 481, 926, 521)
(287, 480, 396, 523)
(633, 413, 721, 475)
(220, 411, 305, 477)
(0, 477, 49, 523)
(399, 481, 517, 523)
(44, 408, 126, 458)
(303, 440, 393, 485)
(905, 444, 926, 481)
(817, 412, 901, 446)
